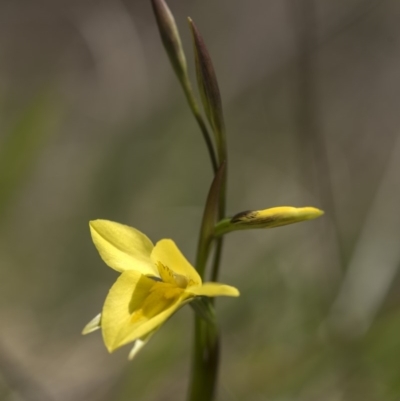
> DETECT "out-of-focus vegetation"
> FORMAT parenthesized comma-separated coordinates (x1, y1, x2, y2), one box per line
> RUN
(1, 1, 400, 400)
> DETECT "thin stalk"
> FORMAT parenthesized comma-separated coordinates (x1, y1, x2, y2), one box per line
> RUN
(210, 238, 224, 283)
(186, 17, 228, 400)
(210, 93, 228, 288)
(180, 77, 218, 174)
(188, 164, 226, 401)
(188, 237, 219, 401)
(207, 93, 228, 300)
(210, 177, 227, 284)
(188, 216, 218, 401)
(188, 154, 227, 401)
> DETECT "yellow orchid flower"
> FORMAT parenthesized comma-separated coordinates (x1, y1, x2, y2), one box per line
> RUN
(82, 219, 239, 358)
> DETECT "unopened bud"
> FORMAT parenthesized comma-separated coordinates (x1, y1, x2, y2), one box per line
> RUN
(151, 0, 187, 79)
(188, 18, 226, 160)
(214, 206, 324, 236)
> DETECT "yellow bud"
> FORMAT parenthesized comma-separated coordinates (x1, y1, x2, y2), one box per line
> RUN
(232, 206, 324, 228)
(214, 206, 324, 236)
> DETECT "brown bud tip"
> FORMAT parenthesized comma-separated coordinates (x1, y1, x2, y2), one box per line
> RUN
(151, 0, 187, 78)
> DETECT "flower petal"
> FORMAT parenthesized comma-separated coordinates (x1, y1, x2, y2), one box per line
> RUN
(90, 220, 158, 276)
(102, 270, 189, 352)
(186, 282, 239, 297)
(151, 239, 201, 285)
(82, 313, 101, 335)
(115, 295, 186, 350)
(102, 270, 155, 352)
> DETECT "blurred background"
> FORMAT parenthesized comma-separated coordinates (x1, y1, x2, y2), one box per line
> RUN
(1, 0, 400, 400)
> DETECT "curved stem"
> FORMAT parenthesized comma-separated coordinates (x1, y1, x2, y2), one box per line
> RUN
(181, 77, 218, 174)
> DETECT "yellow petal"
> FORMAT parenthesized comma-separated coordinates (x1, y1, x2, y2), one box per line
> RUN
(102, 271, 155, 352)
(102, 271, 189, 352)
(82, 313, 101, 335)
(115, 294, 186, 350)
(90, 220, 158, 276)
(186, 282, 240, 297)
(151, 239, 201, 285)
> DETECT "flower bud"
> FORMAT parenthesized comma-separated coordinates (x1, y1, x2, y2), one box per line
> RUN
(151, 0, 187, 79)
(188, 18, 226, 161)
(214, 206, 324, 236)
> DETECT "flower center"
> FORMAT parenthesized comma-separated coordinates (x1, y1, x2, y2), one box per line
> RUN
(156, 261, 189, 288)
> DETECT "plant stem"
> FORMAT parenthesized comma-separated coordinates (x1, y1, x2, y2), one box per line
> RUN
(188, 226, 218, 401)
(187, 19, 228, 398)
(211, 173, 227, 284)
(188, 165, 226, 401)
(181, 77, 218, 174)
(188, 316, 220, 401)
(210, 238, 224, 283)
(188, 165, 227, 401)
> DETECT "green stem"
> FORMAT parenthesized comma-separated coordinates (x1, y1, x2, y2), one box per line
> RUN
(188, 227, 219, 401)
(213, 217, 232, 237)
(181, 77, 218, 174)
(189, 317, 220, 401)
(187, 42, 228, 398)
(188, 168, 227, 401)
(210, 237, 224, 283)
(188, 166, 226, 401)
(211, 168, 227, 283)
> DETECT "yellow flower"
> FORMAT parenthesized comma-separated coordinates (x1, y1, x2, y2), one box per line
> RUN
(82, 219, 239, 358)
